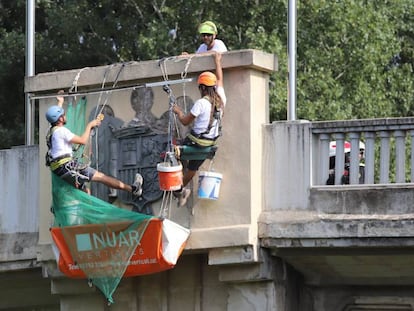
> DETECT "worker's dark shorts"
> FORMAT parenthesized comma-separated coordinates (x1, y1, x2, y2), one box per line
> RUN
(52, 159, 96, 188)
(187, 159, 205, 171)
(181, 136, 208, 171)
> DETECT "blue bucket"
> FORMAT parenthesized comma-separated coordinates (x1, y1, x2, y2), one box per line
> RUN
(198, 171, 223, 200)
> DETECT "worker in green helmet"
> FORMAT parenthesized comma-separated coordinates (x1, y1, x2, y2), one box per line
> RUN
(196, 21, 228, 53)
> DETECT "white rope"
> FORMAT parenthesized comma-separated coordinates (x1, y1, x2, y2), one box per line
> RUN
(181, 55, 194, 80)
(92, 63, 116, 171)
(67, 68, 93, 171)
(92, 63, 126, 171)
(160, 56, 195, 141)
(99, 64, 125, 115)
(157, 56, 200, 218)
(159, 191, 174, 219)
(69, 67, 89, 95)
(178, 56, 195, 139)
(173, 111, 181, 139)
(159, 56, 176, 82)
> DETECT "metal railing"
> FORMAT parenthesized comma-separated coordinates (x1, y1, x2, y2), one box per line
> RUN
(312, 117, 414, 186)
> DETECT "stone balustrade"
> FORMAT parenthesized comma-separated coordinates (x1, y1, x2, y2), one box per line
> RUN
(312, 117, 414, 185)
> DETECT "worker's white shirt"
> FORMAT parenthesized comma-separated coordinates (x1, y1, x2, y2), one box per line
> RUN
(190, 86, 226, 139)
(196, 39, 228, 53)
(50, 126, 74, 159)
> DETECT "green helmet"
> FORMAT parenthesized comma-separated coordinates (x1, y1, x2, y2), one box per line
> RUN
(198, 21, 217, 35)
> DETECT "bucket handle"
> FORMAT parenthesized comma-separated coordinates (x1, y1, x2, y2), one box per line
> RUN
(207, 157, 215, 172)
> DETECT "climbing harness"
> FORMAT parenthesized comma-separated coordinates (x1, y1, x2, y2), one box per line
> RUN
(190, 94, 222, 145)
(45, 125, 58, 167)
(49, 155, 71, 171)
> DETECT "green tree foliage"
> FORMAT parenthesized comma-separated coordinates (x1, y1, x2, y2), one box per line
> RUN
(296, 1, 414, 120)
(0, 0, 412, 148)
(0, 0, 26, 148)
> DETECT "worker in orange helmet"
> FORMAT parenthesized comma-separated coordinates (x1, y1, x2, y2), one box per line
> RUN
(173, 52, 226, 206)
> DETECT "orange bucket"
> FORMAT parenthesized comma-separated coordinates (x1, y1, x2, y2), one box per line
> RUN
(157, 162, 183, 191)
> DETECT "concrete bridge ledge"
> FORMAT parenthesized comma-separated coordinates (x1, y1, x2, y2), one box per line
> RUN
(186, 225, 253, 250)
(259, 210, 414, 240)
(310, 186, 414, 215)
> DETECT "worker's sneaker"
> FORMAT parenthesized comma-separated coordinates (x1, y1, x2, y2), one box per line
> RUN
(174, 188, 191, 207)
(132, 173, 143, 197)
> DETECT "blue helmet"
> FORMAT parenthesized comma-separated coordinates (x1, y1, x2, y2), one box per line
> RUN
(45, 105, 65, 123)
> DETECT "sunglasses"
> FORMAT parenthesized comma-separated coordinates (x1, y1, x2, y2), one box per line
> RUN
(201, 33, 213, 37)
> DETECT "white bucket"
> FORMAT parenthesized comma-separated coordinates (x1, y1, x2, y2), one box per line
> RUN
(198, 171, 223, 200)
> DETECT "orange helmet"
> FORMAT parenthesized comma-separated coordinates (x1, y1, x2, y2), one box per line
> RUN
(197, 71, 217, 86)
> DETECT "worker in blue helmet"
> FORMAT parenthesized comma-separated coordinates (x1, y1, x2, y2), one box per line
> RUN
(45, 91, 143, 197)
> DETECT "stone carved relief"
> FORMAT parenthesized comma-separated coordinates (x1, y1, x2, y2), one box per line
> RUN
(89, 105, 124, 199)
(89, 89, 194, 215)
(112, 127, 168, 214)
(128, 87, 159, 131)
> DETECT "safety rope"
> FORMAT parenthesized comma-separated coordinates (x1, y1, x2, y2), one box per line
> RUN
(58, 64, 126, 186)
(181, 55, 194, 80)
(69, 67, 89, 95)
(93, 62, 126, 119)
(65, 68, 91, 186)
(157, 56, 195, 214)
(91, 63, 126, 171)
(178, 55, 195, 139)
(159, 190, 174, 219)
(160, 56, 178, 151)
(159, 56, 195, 141)
(159, 56, 175, 82)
